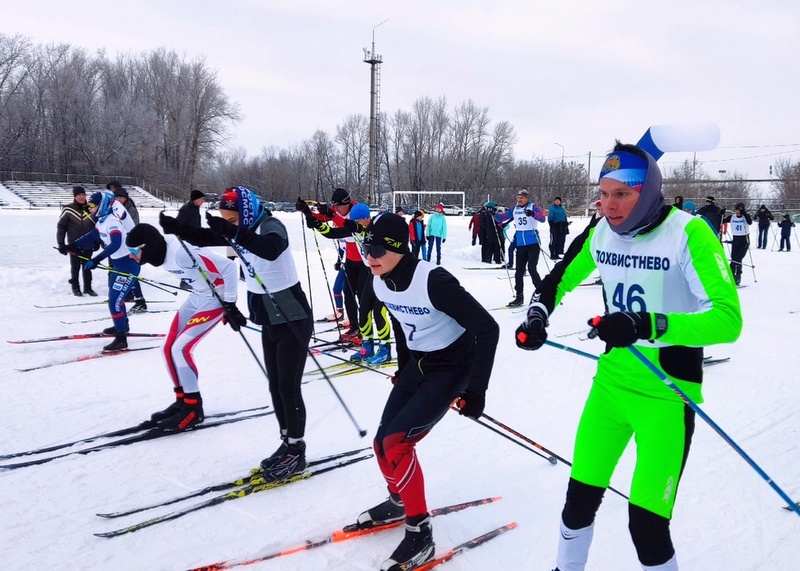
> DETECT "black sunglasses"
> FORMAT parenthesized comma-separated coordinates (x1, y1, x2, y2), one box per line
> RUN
(361, 243, 387, 259)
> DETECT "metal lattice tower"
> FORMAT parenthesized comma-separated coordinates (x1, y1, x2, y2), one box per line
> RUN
(363, 32, 383, 205)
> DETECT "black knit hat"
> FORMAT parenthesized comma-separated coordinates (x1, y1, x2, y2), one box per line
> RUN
(73, 186, 86, 197)
(331, 187, 352, 206)
(189, 190, 205, 201)
(364, 213, 409, 254)
(126, 223, 167, 267)
(705, 196, 715, 203)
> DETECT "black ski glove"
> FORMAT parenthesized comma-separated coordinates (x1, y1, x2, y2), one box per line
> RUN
(57, 244, 68, 255)
(525, 209, 535, 217)
(333, 260, 342, 272)
(316, 202, 333, 217)
(206, 212, 237, 239)
(456, 390, 486, 419)
(295, 197, 312, 215)
(306, 215, 323, 230)
(221, 301, 247, 332)
(159, 212, 185, 236)
(515, 302, 548, 350)
(587, 312, 666, 348)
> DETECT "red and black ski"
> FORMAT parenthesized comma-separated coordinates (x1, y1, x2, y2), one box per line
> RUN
(9, 332, 165, 344)
(412, 521, 518, 570)
(16, 346, 161, 372)
(186, 496, 502, 570)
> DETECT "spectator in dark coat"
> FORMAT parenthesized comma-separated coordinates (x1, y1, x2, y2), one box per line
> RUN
(547, 197, 569, 259)
(753, 204, 774, 249)
(778, 213, 795, 252)
(176, 190, 206, 228)
(56, 186, 98, 296)
(478, 201, 503, 264)
(107, 181, 140, 224)
(408, 210, 427, 259)
(696, 196, 723, 239)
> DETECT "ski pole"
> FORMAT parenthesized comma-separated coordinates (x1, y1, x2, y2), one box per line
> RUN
(535, 229, 551, 273)
(544, 339, 600, 361)
(93, 263, 181, 295)
(175, 237, 270, 380)
(224, 237, 368, 438)
(769, 224, 779, 252)
(310, 224, 344, 337)
(298, 212, 315, 324)
(746, 240, 757, 282)
(492, 218, 514, 295)
(624, 344, 800, 517)
(479, 411, 629, 500)
(56, 248, 180, 295)
(449, 402, 554, 464)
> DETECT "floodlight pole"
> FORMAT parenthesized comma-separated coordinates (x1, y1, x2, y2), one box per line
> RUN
(364, 19, 388, 206)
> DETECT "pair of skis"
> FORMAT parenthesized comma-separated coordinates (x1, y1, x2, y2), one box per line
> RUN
(61, 310, 173, 324)
(10, 331, 166, 372)
(33, 300, 174, 309)
(94, 448, 374, 537)
(0, 407, 273, 470)
(187, 496, 514, 571)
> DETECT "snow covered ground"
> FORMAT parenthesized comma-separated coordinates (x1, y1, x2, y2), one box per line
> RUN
(1, 207, 798, 570)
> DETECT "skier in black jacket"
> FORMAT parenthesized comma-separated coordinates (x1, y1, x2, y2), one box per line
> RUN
(352, 213, 499, 571)
(160, 186, 313, 482)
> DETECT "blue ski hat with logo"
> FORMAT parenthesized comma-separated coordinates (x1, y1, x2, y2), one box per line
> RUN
(599, 141, 664, 236)
(218, 186, 266, 230)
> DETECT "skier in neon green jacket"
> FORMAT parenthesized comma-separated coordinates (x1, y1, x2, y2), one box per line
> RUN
(516, 141, 742, 571)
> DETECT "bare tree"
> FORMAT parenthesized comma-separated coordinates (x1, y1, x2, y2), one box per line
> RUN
(335, 114, 369, 195)
(772, 158, 800, 209)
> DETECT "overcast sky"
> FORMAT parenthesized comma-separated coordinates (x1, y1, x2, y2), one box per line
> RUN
(2, 0, 799, 181)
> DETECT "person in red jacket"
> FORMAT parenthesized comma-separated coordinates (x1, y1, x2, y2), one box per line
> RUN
(302, 188, 373, 344)
(468, 209, 481, 246)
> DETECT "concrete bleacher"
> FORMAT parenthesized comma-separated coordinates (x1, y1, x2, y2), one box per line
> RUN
(1, 181, 165, 209)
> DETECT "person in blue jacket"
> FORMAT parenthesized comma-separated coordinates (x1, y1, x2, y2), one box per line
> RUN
(778, 213, 795, 251)
(547, 196, 569, 259)
(425, 204, 448, 265)
(506, 189, 546, 307)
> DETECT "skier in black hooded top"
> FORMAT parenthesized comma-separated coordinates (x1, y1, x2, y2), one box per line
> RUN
(160, 186, 313, 481)
(352, 213, 499, 571)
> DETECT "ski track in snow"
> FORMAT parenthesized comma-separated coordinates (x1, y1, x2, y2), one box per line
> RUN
(1, 208, 799, 570)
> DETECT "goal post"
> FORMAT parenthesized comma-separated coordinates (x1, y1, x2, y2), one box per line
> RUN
(391, 190, 466, 215)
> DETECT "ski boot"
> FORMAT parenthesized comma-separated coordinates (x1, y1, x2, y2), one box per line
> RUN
(507, 294, 524, 308)
(102, 333, 128, 352)
(156, 392, 204, 432)
(380, 515, 434, 571)
(260, 440, 306, 482)
(260, 436, 288, 472)
(367, 342, 392, 365)
(357, 492, 405, 528)
(130, 297, 148, 313)
(350, 339, 374, 362)
(148, 387, 185, 425)
(325, 308, 344, 322)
